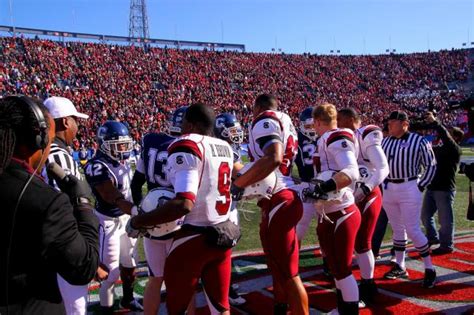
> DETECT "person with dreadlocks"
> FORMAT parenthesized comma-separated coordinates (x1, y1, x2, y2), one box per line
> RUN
(0, 96, 100, 315)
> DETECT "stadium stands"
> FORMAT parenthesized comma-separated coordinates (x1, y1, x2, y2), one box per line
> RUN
(1, 36, 471, 149)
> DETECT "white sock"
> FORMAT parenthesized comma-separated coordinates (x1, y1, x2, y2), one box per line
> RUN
(356, 250, 375, 279)
(336, 275, 359, 302)
(423, 255, 434, 270)
(395, 250, 406, 270)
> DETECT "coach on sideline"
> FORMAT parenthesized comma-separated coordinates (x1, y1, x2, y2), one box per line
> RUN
(382, 110, 437, 288)
(0, 96, 99, 314)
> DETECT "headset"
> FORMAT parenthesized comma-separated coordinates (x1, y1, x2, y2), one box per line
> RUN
(4, 96, 49, 314)
(19, 95, 49, 150)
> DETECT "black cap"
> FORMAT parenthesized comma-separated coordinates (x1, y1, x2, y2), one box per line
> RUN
(388, 110, 408, 121)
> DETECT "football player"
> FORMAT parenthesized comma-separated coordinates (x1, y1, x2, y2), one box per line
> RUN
(305, 103, 361, 314)
(295, 107, 318, 241)
(130, 106, 188, 315)
(84, 121, 143, 313)
(129, 103, 235, 315)
(214, 112, 246, 306)
(232, 94, 309, 315)
(337, 108, 389, 306)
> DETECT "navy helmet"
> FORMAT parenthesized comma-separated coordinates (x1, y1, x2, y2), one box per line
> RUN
(299, 107, 316, 140)
(165, 106, 188, 136)
(97, 121, 133, 161)
(214, 113, 244, 144)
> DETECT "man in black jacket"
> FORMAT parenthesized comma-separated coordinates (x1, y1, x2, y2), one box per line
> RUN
(421, 112, 463, 255)
(0, 96, 99, 314)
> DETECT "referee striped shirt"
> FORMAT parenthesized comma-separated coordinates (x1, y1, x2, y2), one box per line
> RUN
(382, 132, 437, 189)
(43, 137, 82, 189)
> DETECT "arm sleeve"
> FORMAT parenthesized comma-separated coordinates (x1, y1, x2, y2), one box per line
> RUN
(84, 161, 111, 186)
(418, 138, 437, 189)
(136, 155, 145, 174)
(330, 139, 359, 183)
(364, 145, 389, 190)
(166, 151, 201, 203)
(131, 170, 146, 205)
(435, 122, 458, 150)
(42, 194, 100, 285)
(252, 119, 283, 151)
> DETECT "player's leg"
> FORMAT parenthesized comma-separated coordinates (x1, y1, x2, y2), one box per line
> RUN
(164, 233, 207, 315)
(330, 205, 361, 313)
(296, 201, 316, 244)
(143, 237, 172, 315)
(57, 275, 88, 315)
(355, 187, 382, 304)
(97, 213, 121, 312)
(201, 246, 232, 315)
(261, 190, 308, 315)
(119, 215, 142, 311)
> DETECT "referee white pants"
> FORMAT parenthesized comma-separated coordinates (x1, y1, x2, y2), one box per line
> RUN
(383, 180, 429, 251)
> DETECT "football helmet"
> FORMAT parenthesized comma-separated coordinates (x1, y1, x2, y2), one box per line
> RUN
(214, 113, 244, 144)
(164, 106, 188, 136)
(237, 162, 277, 200)
(97, 121, 133, 161)
(139, 188, 185, 237)
(299, 107, 316, 140)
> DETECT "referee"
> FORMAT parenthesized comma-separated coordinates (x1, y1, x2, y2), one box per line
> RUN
(382, 110, 437, 288)
(44, 96, 93, 315)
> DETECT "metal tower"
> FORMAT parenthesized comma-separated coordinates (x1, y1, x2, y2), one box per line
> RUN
(128, 0, 149, 39)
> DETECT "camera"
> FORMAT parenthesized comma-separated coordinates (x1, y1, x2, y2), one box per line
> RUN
(459, 161, 474, 181)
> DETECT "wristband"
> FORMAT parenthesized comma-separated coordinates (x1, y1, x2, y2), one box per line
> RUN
(320, 178, 337, 193)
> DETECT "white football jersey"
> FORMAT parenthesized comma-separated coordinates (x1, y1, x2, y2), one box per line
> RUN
(248, 110, 298, 193)
(166, 134, 234, 227)
(355, 125, 383, 168)
(314, 128, 357, 212)
(354, 125, 388, 190)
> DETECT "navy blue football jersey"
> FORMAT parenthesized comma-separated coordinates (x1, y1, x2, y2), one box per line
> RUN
(136, 132, 175, 190)
(84, 151, 132, 217)
(295, 131, 317, 182)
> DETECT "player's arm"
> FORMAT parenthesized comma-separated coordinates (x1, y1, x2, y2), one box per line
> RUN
(131, 155, 146, 205)
(84, 162, 134, 215)
(232, 161, 244, 178)
(233, 118, 283, 188)
(332, 146, 359, 189)
(130, 142, 200, 228)
(364, 144, 389, 190)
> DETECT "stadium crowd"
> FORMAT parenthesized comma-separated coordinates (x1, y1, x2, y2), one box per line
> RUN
(0, 36, 471, 150)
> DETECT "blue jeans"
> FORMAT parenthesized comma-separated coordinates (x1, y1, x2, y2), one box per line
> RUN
(421, 189, 455, 250)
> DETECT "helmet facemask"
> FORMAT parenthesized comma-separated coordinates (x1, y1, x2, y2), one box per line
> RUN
(101, 136, 133, 161)
(300, 118, 317, 140)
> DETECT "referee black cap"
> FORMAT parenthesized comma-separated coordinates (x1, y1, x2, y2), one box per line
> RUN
(388, 110, 409, 121)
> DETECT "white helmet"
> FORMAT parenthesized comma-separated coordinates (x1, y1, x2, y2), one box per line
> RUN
(314, 170, 350, 201)
(139, 188, 184, 237)
(238, 162, 277, 200)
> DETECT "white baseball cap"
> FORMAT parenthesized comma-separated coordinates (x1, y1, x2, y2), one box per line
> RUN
(44, 96, 89, 119)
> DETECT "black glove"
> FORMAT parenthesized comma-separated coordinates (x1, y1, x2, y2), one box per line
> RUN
(57, 174, 93, 206)
(304, 182, 328, 201)
(418, 184, 425, 193)
(303, 178, 337, 201)
(231, 183, 245, 201)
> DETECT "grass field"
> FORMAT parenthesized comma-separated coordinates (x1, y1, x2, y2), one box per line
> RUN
(135, 147, 474, 260)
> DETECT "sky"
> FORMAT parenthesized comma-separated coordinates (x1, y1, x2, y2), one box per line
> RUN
(0, 0, 473, 55)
